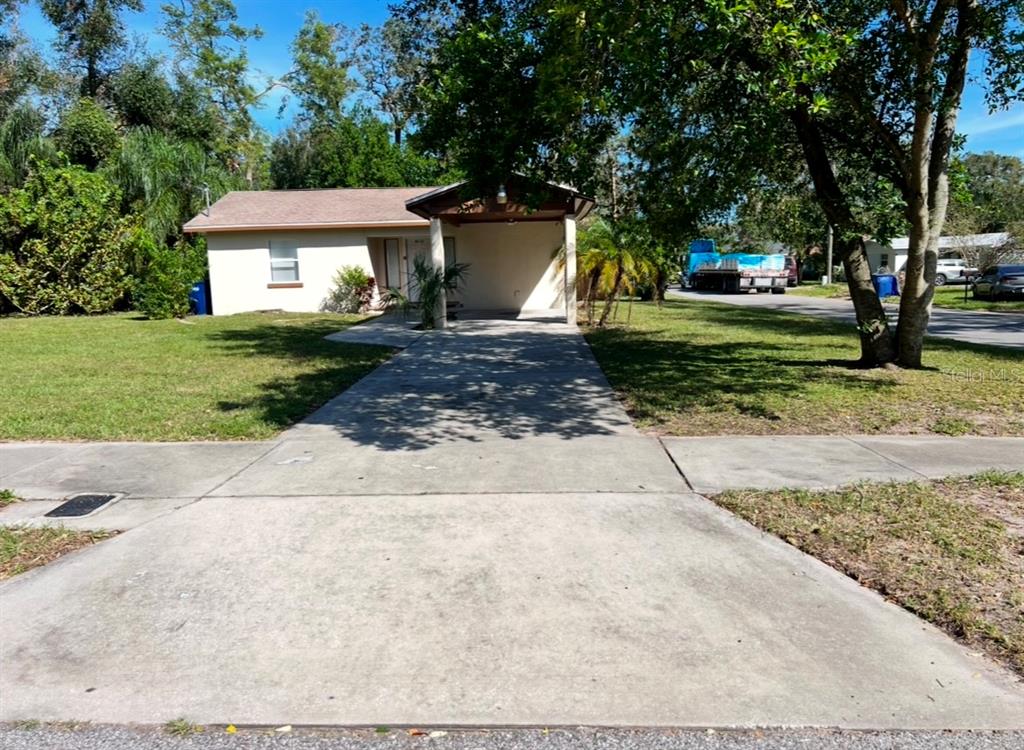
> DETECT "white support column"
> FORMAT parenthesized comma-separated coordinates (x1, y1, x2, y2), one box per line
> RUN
(564, 213, 577, 325)
(429, 216, 447, 329)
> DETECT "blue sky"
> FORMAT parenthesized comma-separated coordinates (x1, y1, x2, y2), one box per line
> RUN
(11, 0, 1024, 156)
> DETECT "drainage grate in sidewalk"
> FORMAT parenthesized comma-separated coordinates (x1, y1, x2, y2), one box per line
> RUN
(45, 494, 118, 518)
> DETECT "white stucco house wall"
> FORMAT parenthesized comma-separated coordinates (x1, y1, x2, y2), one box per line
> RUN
(183, 179, 594, 324)
(865, 232, 1011, 274)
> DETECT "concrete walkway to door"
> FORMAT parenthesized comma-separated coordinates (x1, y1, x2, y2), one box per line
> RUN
(2, 314, 1024, 730)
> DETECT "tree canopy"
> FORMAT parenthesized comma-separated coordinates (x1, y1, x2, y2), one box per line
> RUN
(402, 0, 1024, 367)
(0, 0, 454, 317)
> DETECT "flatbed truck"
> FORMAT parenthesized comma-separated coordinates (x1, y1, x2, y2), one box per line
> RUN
(683, 240, 789, 294)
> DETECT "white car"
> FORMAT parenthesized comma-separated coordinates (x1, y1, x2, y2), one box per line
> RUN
(935, 258, 970, 286)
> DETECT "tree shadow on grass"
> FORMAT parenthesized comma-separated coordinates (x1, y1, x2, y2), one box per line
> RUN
(209, 317, 395, 433)
(659, 298, 866, 341)
(585, 323, 899, 428)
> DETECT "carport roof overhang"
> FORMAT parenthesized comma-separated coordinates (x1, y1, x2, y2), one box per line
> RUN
(405, 176, 595, 225)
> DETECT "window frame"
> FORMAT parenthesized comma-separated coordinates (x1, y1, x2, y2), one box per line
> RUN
(269, 242, 300, 285)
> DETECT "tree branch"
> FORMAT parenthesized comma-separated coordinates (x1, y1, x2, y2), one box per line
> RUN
(889, 0, 917, 32)
(928, 0, 975, 205)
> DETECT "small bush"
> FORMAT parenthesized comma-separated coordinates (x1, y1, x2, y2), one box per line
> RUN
(134, 240, 206, 319)
(323, 265, 376, 313)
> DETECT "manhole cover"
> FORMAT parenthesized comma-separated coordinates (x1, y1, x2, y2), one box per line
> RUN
(45, 494, 118, 518)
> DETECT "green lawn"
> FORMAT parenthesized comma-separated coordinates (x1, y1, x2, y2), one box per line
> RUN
(790, 281, 1024, 312)
(787, 282, 849, 299)
(716, 472, 1024, 676)
(0, 312, 392, 441)
(928, 286, 1024, 313)
(585, 299, 1024, 436)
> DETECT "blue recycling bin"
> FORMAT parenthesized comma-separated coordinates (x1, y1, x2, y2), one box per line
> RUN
(189, 281, 210, 315)
(871, 273, 900, 298)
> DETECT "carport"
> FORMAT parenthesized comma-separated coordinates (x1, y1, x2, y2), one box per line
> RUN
(404, 175, 595, 326)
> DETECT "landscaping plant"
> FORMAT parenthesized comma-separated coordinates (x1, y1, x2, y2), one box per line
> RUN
(133, 237, 207, 319)
(0, 161, 141, 314)
(322, 264, 377, 313)
(383, 254, 469, 329)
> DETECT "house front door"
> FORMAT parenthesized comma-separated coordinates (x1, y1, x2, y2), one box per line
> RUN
(384, 238, 402, 291)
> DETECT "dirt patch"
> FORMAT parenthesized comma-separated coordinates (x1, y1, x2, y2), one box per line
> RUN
(715, 472, 1024, 677)
(0, 526, 117, 580)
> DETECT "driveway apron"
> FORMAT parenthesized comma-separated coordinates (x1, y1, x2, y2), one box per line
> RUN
(2, 315, 1023, 729)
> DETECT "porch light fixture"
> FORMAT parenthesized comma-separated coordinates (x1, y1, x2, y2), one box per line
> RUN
(496, 184, 508, 204)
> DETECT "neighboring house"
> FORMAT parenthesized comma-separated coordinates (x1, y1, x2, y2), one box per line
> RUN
(183, 177, 594, 324)
(865, 232, 1012, 274)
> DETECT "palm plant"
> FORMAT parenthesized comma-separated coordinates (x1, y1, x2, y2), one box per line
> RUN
(381, 254, 470, 329)
(0, 105, 56, 189)
(105, 127, 239, 246)
(577, 217, 657, 326)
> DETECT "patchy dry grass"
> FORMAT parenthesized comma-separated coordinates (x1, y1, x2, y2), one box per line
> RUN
(585, 299, 1024, 436)
(0, 525, 116, 580)
(0, 490, 18, 509)
(715, 471, 1024, 676)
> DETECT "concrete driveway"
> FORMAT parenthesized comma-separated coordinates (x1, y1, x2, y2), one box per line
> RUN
(2, 315, 1023, 729)
(669, 288, 1024, 349)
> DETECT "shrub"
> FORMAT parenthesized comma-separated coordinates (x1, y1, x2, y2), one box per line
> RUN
(134, 239, 206, 320)
(0, 161, 139, 314)
(323, 265, 376, 313)
(55, 98, 119, 170)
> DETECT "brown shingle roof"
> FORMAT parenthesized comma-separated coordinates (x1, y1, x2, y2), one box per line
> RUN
(183, 187, 440, 233)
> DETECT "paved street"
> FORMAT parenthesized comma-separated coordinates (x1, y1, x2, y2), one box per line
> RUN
(2, 315, 1023, 731)
(3, 725, 1023, 750)
(669, 288, 1024, 349)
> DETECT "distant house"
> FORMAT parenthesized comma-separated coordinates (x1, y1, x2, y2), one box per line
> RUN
(183, 176, 594, 324)
(865, 232, 1011, 274)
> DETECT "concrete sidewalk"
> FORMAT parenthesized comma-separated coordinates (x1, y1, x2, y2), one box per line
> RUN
(3, 434, 1022, 503)
(661, 434, 1024, 494)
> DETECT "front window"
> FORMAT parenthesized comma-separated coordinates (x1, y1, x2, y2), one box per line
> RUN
(270, 243, 299, 282)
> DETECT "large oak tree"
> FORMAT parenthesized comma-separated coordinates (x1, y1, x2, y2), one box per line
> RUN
(404, 0, 1024, 367)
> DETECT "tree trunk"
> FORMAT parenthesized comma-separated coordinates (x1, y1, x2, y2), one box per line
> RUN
(584, 266, 602, 324)
(394, 127, 402, 146)
(788, 98, 897, 365)
(654, 267, 666, 305)
(598, 263, 624, 327)
(896, 206, 938, 368)
(86, 57, 99, 98)
(896, 1, 974, 368)
(841, 236, 898, 367)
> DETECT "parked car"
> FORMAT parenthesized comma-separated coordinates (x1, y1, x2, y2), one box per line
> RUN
(934, 258, 970, 286)
(972, 264, 1024, 300)
(784, 256, 799, 287)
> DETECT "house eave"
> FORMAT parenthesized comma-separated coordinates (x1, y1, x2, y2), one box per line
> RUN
(183, 219, 431, 235)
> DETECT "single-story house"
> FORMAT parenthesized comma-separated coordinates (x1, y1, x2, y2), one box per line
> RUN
(183, 177, 594, 326)
(865, 232, 1011, 274)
